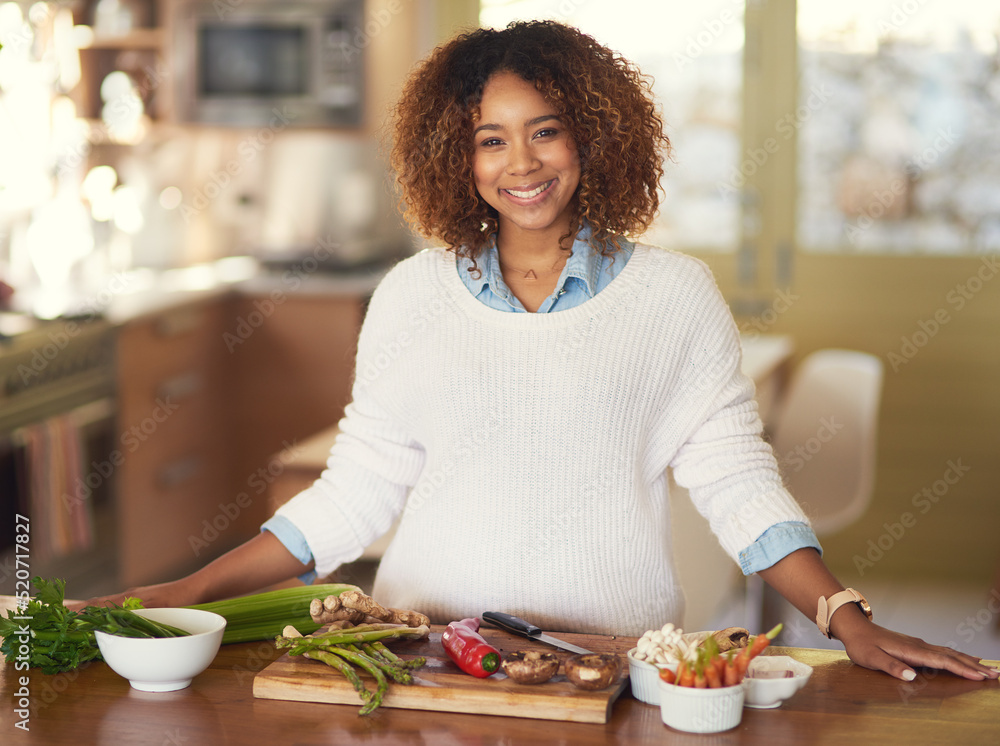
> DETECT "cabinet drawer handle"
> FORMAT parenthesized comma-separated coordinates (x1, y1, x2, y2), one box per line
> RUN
(157, 372, 203, 402)
(157, 456, 202, 488)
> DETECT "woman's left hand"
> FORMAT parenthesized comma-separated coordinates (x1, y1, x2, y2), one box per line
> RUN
(759, 549, 999, 682)
(833, 609, 999, 682)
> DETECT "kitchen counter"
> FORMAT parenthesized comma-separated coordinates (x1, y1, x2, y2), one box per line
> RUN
(3, 597, 997, 744)
(99, 258, 388, 327)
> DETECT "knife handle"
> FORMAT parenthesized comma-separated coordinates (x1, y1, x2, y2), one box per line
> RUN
(481, 611, 541, 638)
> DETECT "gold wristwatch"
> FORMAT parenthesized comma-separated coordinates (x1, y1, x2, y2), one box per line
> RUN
(816, 588, 873, 639)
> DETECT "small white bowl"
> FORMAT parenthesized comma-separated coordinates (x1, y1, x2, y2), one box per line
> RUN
(626, 647, 678, 705)
(659, 678, 747, 733)
(95, 608, 226, 692)
(743, 655, 813, 708)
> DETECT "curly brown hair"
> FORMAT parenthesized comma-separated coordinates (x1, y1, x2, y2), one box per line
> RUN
(389, 20, 669, 261)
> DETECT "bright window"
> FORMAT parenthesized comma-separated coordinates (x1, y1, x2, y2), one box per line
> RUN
(482, 1, 1000, 257)
(796, 0, 1000, 254)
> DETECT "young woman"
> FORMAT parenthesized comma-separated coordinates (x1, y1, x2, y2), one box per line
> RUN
(95, 21, 996, 683)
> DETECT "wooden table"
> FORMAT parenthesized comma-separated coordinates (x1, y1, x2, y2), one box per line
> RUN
(2, 597, 997, 745)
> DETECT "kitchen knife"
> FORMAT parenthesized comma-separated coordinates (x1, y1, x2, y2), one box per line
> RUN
(481, 612, 593, 655)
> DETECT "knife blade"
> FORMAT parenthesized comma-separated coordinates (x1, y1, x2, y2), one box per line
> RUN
(481, 611, 593, 655)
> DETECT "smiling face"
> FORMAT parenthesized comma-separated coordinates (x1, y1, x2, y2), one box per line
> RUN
(472, 71, 581, 248)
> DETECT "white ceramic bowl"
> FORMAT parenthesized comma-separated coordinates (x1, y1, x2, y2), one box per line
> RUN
(743, 655, 813, 708)
(94, 608, 226, 692)
(659, 678, 747, 733)
(626, 647, 678, 705)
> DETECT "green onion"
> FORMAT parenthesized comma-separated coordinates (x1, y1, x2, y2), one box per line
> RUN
(186, 583, 359, 644)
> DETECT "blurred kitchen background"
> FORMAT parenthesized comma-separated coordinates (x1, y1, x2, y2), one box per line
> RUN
(0, 1, 998, 658)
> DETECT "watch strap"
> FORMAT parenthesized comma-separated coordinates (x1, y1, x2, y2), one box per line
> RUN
(817, 588, 871, 639)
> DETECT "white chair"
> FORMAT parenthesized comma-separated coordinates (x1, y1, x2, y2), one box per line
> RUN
(768, 349, 884, 536)
(742, 349, 884, 637)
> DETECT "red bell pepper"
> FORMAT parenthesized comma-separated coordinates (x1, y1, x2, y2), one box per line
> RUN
(442, 618, 501, 678)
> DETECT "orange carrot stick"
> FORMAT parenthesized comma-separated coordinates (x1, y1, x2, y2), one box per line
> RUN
(704, 659, 722, 688)
(713, 655, 726, 678)
(723, 650, 740, 687)
(744, 623, 783, 663)
(693, 658, 707, 688)
(678, 660, 695, 688)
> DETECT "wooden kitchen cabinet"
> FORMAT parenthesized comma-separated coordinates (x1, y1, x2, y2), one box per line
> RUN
(114, 290, 366, 587)
(115, 296, 236, 587)
(227, 293, 365, 513)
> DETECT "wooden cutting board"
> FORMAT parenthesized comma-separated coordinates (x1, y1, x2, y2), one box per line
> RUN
(253, 624, 634, 723)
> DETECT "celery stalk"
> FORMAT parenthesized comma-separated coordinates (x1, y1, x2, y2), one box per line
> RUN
(185, 583, 359, 645)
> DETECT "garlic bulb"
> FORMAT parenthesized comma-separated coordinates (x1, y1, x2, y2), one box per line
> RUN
(633, 622, 687, 663)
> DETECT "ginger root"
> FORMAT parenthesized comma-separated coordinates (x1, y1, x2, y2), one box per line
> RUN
(386, 608, 431, 628)
(309, 595, 366, 626)
(324, 620, 356, 630)
(309, 591, 429, 628)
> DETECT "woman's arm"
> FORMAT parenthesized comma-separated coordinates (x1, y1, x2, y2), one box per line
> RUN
(79, 531, 315, 609)
(758, 548, 999, 681)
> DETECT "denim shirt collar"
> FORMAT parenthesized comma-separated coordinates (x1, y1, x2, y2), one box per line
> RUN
(461, 223, 606, 309)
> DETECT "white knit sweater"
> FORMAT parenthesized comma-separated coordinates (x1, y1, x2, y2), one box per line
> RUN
(275, 244, 809, 636)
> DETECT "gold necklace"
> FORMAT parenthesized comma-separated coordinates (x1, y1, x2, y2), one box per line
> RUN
(498, 254, 569, 281)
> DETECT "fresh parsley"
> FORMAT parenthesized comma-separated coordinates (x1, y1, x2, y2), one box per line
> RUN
(0, 577, 189, 674)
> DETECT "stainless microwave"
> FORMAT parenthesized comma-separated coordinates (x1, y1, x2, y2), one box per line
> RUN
(171, 0, 365, 128)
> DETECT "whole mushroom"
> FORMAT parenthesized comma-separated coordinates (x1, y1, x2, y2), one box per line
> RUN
(501, 650, 560, 685)
(564, 653, 622, 691)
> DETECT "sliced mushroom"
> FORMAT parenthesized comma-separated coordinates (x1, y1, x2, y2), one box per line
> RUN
(501, 650, 560, 685)
(711, 627, 750, 652)
(564, 653, 622, 691)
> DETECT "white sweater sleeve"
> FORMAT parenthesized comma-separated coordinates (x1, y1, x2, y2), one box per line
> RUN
(668, 263, 810, 562)
(273, 270, 426, 578)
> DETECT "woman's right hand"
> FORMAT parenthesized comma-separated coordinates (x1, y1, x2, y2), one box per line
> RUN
(70, 577, 203, 611)
(69, 531, 312, 612)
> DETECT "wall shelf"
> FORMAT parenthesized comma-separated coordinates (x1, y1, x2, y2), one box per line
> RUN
(82, 27, 165, 51)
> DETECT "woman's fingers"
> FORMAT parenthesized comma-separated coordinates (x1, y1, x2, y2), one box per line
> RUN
(66, 592, 128, 611)
(851, 643, 918, 681)
(845, 625, 1000, 681)
(890, 642, 998, 681)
